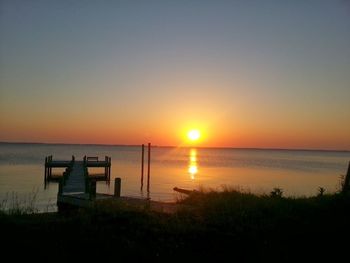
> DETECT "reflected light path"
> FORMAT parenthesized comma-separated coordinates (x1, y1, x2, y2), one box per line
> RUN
(188, 149, 198, 180)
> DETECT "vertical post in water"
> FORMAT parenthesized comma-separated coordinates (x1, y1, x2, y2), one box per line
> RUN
(141, 144, 145, 190)
(147, 143, 151, 193)
(45, 157, 47, 178)
(48, 156, 51, 179)
(108, 157, 112, 182)
(104, 156, 107, 179)
(48, 155, 52, 179)
(44, 157, 47, 189)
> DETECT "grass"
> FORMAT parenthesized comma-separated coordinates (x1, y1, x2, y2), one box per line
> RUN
(0, 190, 39, 215)
(1, 188, 349, 261)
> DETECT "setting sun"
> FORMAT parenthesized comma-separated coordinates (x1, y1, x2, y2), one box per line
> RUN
(188, 130, 200, 141)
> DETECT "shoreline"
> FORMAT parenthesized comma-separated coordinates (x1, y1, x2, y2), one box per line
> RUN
(1, 141, 349, 152)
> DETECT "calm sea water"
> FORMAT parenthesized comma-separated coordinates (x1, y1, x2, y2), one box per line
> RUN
(0, 143, 349, 211)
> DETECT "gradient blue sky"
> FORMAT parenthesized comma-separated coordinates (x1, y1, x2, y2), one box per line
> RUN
(1, 0, 349, 149)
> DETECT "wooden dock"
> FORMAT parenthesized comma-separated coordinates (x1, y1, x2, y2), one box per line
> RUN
(44, 155, 113, 210)
(44, 151, 163, 213)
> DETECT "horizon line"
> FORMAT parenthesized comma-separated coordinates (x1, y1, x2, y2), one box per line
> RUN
(0, 140, 349, 153)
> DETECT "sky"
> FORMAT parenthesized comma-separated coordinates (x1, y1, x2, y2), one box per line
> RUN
(0, 0, 349, 150)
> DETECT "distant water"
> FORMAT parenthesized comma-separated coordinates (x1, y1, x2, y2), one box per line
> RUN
(0, 143, 349, 212)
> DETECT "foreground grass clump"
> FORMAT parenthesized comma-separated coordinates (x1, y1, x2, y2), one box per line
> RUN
(0, 191, 39, 215)
(1, 191, 350, 261)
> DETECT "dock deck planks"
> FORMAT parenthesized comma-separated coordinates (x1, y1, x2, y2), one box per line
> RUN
(62, 161, 85, 194)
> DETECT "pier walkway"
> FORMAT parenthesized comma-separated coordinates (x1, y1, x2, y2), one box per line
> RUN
(62, 161, 85, 194)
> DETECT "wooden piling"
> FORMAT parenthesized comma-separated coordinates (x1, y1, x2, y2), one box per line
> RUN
(114, 178, 121, 197)
(47, 156, 49, 179)
(108, 157, 112, 183)
(147, 142, 151, 192)
(141, 144, 145, 190)
(44, 157, 47, 189)
(44, 157, 47, 179)
(48, 155, 52, 179)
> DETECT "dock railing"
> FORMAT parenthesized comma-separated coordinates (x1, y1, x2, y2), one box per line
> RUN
(45, 155, 75, 188)
(83, 155, 111, 183)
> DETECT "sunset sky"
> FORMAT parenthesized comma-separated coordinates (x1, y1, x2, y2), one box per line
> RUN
(1, 0, 349, 150)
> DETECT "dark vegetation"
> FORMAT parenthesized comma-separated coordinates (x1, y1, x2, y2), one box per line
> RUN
(1, 190, 350, 261)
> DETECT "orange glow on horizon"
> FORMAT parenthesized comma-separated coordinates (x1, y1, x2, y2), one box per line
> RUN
(0, 111, 349, 150)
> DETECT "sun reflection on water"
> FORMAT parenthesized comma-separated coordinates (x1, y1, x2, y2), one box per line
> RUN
(188, 149, 198, 180)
